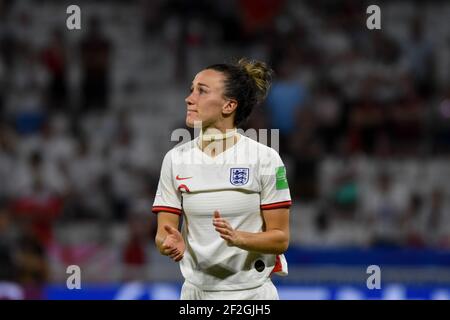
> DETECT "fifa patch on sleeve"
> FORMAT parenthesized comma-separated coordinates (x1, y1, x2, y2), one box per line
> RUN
(275, 166, 289, 190)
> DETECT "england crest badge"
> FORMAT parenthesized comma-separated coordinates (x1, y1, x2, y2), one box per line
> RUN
(230, 168, 249, 186)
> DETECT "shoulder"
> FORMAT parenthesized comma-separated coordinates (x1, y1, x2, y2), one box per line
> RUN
(238, 134, 282, 165)
(239, 134, 274, 154)
(172, 138, 197, 153)
(248, 136, 281, 161)
(163, 139, 197, 163)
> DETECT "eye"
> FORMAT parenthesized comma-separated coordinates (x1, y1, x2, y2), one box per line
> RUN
(199, 88, 205, 94)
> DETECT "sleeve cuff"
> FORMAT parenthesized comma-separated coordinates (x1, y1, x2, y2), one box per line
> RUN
(260, 200, 292, 210)
(152, 206, 182, 215)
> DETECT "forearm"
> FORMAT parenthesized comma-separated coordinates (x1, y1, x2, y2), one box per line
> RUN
(234, 229, 289, 255)
(155, 212, 181, 254)
(155, 232, 167, 253)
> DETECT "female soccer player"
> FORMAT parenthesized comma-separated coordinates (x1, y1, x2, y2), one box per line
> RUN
(152, 58, 291, 300)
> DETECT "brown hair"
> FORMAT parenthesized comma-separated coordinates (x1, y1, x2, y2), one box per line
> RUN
(205, 58, 273, 126)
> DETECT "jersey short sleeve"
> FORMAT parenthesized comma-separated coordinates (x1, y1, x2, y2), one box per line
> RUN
(259, 148, 292, 210)
(152, 150, 182, 215)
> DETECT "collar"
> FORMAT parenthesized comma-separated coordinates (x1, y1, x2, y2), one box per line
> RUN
(199, 128, 237, 142)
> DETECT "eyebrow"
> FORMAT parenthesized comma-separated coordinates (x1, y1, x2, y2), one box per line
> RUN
(191, 82, 210, 88)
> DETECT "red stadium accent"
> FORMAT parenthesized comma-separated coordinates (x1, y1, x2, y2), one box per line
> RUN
(152, 206, 182, 215)
(260, 200, 292, 210)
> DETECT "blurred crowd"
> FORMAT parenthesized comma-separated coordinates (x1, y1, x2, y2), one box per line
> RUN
(0, 0, 450, 295)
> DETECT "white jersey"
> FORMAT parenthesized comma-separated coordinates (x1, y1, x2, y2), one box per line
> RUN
(152, 134, 291, 291)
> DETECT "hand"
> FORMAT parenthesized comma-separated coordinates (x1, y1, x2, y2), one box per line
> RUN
(161, 225, 185, 262)
(213, 210, 242, 247)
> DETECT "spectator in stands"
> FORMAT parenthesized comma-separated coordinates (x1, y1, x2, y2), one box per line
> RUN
(289, 107, 321, 201)
(401, 193, 426, 247)
(15, 222, 48, 299)
(347, 80, 385, 154)
(0, 122, 16, 199)
(423, 188, 450, 248)
(363, 172, 410, 247)
(237, 0, 284, 40)
(330, 169, 359, 220)
(401, 16, 436, 99)
(9, 51, 47, 136)
(313, 81, 343, 154)
(65, 137, 110, 221)
(10, 152, 64, 247)
(39, 115, 76, 165)
(387, 91, 425, 156)
(265, 58, 308, 154)
(0, 21, 16, 77)
(122, 211, 149, 281)
(141, 0, 167, 40)
(432, 89, 450, 154)
(0, 200, 24, 299)
(79, 16, 112, 113)
(0, 50, 4, 116)
(41, 29, 68, 113)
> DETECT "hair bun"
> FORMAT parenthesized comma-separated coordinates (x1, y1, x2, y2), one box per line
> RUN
(237, 58, 273, 104)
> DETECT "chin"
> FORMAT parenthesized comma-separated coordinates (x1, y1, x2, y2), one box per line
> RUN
(186, 117, 203, 128)
(186, 117, 195, 128)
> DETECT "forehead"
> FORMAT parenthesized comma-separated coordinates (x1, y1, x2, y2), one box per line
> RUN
(192, 69, 225, 89)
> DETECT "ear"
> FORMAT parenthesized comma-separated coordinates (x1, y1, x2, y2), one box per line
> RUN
(222, 99, 238, 115)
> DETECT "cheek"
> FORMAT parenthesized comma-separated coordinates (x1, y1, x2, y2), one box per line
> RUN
(198, 97, 223, 119)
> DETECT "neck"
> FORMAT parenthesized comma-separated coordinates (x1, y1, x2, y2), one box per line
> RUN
(200, 127, 237, 141)
(198, 127, 239, 156)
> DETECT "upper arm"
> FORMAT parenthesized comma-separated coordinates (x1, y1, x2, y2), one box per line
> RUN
(259, 148, 292, 209)
(259, 148, 291, 244)
(262, 208, 290, 237)
(152, 150, 182, 215)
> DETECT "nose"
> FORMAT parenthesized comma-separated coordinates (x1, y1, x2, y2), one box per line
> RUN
(185, 93, 194, 106)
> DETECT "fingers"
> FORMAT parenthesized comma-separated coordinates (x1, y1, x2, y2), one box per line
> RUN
(169, 248, 180, 258)
(213, 219, 229, 228)
(219, 234, 232, 243)
(212, 213, 234, 240)
(214, 226, 231, 236)
(213, 215, 235, 246)
(172, 252, 184, 262)
(164, 245, 183, 261)
(168, 248, 183, 261)
(212, 211, 228, 228)
(161, 244, 177, 256)
(173, 254, 183, 262)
